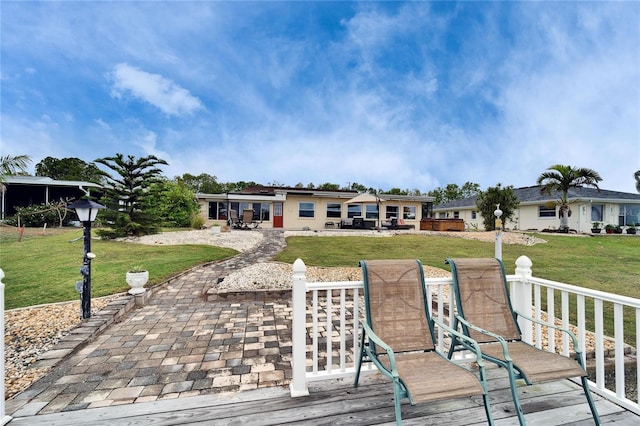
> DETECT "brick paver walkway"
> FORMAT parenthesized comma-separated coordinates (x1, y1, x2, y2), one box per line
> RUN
(7, 230, 292, 417)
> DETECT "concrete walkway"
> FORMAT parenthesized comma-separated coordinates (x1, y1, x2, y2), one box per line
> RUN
(7, 230, 292, 419)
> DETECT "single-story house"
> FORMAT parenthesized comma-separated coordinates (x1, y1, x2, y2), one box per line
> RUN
(433, 186, 640, 234)
(196, 186, 434, 230)
(0, 175, 102, 220)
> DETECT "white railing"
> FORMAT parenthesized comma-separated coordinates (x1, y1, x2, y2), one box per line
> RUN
(289, 258, 456, 396)
(289, 256, 640, 416)
(510, 256, 640, 415)
(0, 269, 12, 425)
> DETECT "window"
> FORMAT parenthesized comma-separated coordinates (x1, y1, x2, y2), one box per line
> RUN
(538, 205, 556, 218)
(620, 204, 640, 226)
(453, 211, 460, 219)
(208, 202, 228, 220)
(253, 203, 270, 221)
(471, 211, 477, 220)
(365, 204, 378, 220)
(229, 202, 250, 219)
(326, 203, 341, 218)
(403, 206, 416, 220)
(347, 204, 361, 218)
(299, 202, 315, 218)
(591, 204, 603, 222)
(422, 202, 433, 219)
(386, 205, 399, 219)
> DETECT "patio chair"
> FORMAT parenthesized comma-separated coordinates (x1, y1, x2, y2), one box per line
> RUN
(446, 258, 600, 425)
(241, 209, 261, 229)
(355, 259, 494, 425)
(228, 210, 242, 229)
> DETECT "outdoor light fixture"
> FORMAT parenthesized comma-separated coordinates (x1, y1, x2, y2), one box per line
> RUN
(68, 199, 106, 319)
(494, 204, 503, 260)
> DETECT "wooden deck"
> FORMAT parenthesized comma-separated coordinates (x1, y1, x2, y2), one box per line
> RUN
(9, 366, 639, 425)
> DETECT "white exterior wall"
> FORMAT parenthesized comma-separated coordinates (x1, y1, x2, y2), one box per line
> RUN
(438, 202, 624, 234)
(283, 195, 423, 230)
(283, 194, 324, 229)
(197, 191, 430, 230)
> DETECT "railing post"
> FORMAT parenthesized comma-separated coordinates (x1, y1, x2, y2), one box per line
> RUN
(1, 269, 12, 425)
(290, 259, 310, 397)
(513, 256, 533, 343)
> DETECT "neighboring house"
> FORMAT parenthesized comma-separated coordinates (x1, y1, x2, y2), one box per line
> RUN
(1, 176, 102, 220)
(433, 186, 640, 233)
(197, 186, 434, 230)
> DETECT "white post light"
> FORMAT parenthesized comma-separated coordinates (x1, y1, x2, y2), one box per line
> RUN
(494, 204, 503, 260)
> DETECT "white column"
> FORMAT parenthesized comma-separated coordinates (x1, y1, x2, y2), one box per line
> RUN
(495, 231, 502, 260)
(289, 259, 310, 397)
(514, 256, 533, 343)
(1, 269, 13, 425)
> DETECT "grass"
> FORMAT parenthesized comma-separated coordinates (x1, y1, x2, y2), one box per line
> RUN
(274, 233, 639, 297)
(275, 233, 640, 344)
(2, 226, 639, 343)
(0, 227, 237, 309)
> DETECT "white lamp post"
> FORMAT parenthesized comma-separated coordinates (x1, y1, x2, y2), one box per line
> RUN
(494, 204, 503, 260)
(68, 199, 105, 319)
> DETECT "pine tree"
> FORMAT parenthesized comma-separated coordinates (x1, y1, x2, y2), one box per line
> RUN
(95, 154, 168, 238)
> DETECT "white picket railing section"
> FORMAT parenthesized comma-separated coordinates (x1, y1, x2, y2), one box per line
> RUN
(1, 269, 12, 425)
(289, 256, 640, 416)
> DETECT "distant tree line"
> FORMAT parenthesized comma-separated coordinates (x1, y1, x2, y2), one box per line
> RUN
(5, 154, 627, 236)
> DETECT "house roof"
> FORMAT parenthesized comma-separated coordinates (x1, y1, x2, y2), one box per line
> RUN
(3, 175, 102, 188)
(198, 186, 434, 203)
(434, 185, 640, 210)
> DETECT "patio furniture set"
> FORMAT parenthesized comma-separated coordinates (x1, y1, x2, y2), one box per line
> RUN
(356, 257, 599, 425)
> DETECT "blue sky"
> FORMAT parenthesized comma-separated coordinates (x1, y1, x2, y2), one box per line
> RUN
(2, 1, 639, 193)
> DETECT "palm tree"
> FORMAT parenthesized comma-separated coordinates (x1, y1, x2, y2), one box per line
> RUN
(536, 164, 602, 231)
(0, 154, 32, 181)
(0, 154, 32, 197)
(635, 169, 640, 193)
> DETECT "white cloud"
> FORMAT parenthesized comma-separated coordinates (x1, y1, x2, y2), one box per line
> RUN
(109, 63, 203, 116)
(2, 2, 638, 193)
(94, 119, 110, 130)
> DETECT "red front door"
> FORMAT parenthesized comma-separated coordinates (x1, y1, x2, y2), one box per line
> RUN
(273, 202, 283, 228)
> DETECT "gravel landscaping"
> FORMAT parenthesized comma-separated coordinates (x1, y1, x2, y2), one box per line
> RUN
(4, 297, 117, 399)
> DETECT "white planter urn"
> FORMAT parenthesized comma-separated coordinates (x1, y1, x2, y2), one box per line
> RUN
(126, 271, 149, 295)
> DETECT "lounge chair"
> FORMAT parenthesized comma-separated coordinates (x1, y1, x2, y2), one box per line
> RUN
(241, 209, 256, 229)
(228, 210, 242, 229)
(355, 259, 494, 425)
(390, 218, 415, 230)
(446, 258, 600, 425)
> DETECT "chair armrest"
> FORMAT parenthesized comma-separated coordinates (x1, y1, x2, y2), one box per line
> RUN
(513, 310, 582, 355)
(432, 317, 487, 369)
(361, 322, 399, 377)
(455, 315, 513, 363)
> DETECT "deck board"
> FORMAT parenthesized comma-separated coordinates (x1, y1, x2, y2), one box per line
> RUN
(9, 366, 640, 426)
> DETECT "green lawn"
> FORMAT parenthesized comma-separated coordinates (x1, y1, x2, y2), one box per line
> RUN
(0, 227, 237, 309)
(275, 233, 639, 298)
(275, 233, 640, 344)
(2, 227, 639, 343)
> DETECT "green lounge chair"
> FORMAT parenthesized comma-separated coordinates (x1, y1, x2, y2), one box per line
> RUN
(446, 258, 600, 425)
(354, 259, 494, 425)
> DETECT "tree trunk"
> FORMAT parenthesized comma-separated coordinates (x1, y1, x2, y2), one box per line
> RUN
(559, 205, 569, 231)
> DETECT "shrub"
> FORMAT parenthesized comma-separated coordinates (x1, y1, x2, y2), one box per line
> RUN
(190, 214, 205, 229)
(9, 202, 73, 227)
